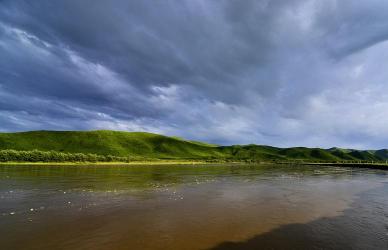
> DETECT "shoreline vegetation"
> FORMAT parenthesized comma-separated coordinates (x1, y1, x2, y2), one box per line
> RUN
(0, 130, 387, 169)
(0, 149, 387, 170)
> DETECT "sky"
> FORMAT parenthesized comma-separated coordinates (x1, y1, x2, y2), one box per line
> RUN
(1, 0, 388, 149)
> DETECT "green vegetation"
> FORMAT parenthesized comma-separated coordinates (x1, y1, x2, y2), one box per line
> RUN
(0, 149, 128, 163)
(0, 130, 387, 163)
(0, 130, 225, 159)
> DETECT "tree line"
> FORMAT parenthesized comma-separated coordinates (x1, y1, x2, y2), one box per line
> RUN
(0, 149, 129, 162)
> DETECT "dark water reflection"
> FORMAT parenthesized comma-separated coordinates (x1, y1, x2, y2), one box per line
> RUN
(0, 164, 387, 250)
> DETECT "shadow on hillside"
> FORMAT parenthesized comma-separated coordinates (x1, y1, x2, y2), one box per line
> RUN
(208, 184, 388, 250)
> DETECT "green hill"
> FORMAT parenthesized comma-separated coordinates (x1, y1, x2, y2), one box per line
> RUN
(0, 130, 225, 159)
(0, 130, 387, 162)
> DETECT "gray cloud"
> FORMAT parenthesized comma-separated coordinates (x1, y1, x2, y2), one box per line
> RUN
(1, 0, 388, 149)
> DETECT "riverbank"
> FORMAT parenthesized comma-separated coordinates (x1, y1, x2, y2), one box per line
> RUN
(300, 162, 388, 170)
(1, 161, 388, 169)
(0, 160, 232, 166)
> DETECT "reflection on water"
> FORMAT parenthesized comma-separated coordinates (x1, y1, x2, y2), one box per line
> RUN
(0, 164, 387, 250)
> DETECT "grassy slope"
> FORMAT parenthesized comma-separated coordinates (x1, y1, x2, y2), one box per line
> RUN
(0, 130, 226, 159)
(0, 130, 387, 161)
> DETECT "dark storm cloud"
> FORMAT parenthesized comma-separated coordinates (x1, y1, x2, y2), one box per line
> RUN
(313, 0, 388, 59)
(0, 0, 295, 102)
(1, 0, 388, 148)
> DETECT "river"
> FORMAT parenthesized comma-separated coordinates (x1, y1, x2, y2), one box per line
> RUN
(0, 164, 387, 249)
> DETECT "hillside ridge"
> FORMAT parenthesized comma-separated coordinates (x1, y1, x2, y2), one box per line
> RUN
(0, 130, 387, 162)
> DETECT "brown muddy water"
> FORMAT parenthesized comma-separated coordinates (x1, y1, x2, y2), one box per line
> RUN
(0, 164, 388, 250)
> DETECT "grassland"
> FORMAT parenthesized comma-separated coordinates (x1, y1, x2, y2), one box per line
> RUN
(0, 130, 387, 163)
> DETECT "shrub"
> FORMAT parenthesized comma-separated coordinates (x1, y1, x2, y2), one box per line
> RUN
(0, 149, 128, 162)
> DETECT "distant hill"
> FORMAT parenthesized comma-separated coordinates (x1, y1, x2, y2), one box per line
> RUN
(0, 130, 387, 162)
